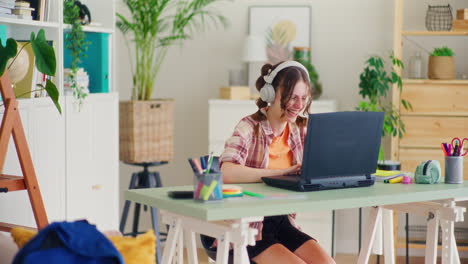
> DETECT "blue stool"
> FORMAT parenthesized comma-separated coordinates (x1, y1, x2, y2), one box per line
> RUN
(120, 162, 167, 264)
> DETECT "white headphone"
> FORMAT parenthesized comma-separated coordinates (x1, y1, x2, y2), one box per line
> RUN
(259, 61, 310, 103)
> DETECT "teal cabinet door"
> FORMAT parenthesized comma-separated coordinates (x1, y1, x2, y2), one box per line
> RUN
(0, 25, 7, 46)
(64, 32, 109, 93)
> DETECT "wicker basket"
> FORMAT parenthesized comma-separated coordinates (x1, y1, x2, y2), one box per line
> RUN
(119, 99, 175, 163)
(428, 56, 455, 80)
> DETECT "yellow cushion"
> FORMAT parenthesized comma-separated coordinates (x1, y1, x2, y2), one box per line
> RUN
(10, 227, 155, 264)
(10, 227, 36, 249)
(108, 230, 155, 264)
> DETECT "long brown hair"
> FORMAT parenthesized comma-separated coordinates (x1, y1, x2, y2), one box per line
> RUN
(252, 61, 312, 127)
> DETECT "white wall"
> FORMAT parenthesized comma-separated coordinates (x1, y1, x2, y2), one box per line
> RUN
(115, 0, 467, 255)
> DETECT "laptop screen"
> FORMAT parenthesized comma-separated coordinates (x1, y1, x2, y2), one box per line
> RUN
(301, 111, 384, 180)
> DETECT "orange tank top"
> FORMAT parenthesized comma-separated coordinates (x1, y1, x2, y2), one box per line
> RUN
(268, 124, 293, 169)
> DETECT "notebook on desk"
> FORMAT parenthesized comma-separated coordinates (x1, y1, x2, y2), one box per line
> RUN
(262, 111, 384, 192)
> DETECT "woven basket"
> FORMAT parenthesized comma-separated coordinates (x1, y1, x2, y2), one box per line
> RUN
(428, 56, 455, 80)
(119, 99, 175, 163)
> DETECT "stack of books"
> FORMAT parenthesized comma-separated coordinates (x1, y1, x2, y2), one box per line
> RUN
(64, 68, 90, 95)
(372, 170, 406, 182)
(0, 0, 16, 18)
(12, 1, 33, 20)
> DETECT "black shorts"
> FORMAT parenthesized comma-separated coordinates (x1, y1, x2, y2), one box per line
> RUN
(247, 215, 314, 262)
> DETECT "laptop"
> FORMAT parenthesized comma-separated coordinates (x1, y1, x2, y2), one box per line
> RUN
(262, 111, 384, 192)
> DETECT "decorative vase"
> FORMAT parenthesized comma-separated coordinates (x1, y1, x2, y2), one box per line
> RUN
(408, 51, 424, 79)
(119, 99, 175, 163)
(428, 56, 455, 80)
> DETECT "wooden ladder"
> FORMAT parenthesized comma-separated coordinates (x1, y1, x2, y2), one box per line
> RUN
(0, 70, 48, 231)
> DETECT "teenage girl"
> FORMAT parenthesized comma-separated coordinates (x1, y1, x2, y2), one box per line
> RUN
(220, 61, 335, 264)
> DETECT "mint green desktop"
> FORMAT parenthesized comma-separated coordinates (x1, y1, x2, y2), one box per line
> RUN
(126, 182, 468, 221)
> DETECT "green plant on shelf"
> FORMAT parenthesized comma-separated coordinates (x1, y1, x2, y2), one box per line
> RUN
(356, 53, 412, 160)
(0, 29, 61, 114)
(430, 46, 454, 57)
(64, 0, 89, 106)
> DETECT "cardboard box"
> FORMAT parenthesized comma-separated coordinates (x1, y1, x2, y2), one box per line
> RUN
(457, 9, 468, 20)
(219, 86, 250, 100)
(452, 19, 468, 31)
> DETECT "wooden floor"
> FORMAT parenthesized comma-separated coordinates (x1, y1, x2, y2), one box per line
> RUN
(185, 249, 468, 263)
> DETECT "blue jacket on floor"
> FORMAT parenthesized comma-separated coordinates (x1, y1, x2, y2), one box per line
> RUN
(13, 220, 123, 264)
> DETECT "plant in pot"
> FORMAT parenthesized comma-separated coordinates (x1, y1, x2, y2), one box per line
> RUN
(356, 54, 412, 168)
(428, 46, 455, 80)
(116, 0, 227, 163)
(0, 29, 61, 113)
(64, 0, 90, 107)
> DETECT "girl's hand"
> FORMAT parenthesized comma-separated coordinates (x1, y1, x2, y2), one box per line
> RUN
(282, 164, 302, 176)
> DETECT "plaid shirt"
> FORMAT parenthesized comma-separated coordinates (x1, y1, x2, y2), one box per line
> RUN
(220, 109, 306, 168)
(219, 108, 307, 241)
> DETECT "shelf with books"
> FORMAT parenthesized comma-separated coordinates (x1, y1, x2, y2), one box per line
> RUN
(0, 0, 54, 23)
(0, 17, 59, 27)
(0, 0, 119, 232)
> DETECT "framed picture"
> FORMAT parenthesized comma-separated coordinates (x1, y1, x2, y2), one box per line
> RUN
(248, 5, 311, 64)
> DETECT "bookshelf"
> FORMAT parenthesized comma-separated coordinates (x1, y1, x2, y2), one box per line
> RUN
(0, 0, 119, 231)
(391, 0, 468, 257)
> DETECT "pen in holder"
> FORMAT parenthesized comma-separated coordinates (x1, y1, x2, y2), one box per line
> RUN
(193, 172, 223, 202)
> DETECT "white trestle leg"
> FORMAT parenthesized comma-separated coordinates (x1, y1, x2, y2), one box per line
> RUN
(357, 206, 382, 264)
(382, 209, 395, 264)
(185, 229, 198, 264)
(163, 217, 182, 264)
(425, 211, 439, 264)
(160, 210, 262, 264)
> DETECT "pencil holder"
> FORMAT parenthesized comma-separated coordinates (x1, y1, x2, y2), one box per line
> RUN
(193, 172, 223, 202)
(445, 156, 463, 184)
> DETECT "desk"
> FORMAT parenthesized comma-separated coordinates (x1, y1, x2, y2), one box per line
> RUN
(126, 182, 468, 264)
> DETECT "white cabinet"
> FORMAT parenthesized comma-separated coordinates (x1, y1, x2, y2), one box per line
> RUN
(208, 98, 337, 254)
(65, 93, 119, 231)
(0, 94, 119, 231)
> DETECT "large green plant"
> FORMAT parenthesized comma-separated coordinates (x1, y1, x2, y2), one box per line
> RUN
(0, 30, 61, 114)
(64, 0, 89, 105)
(117, 0, 227, 100)
(356, 54, 412, 159)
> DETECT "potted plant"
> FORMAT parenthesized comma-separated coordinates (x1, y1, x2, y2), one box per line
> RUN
(116, 0, 227, 163)
(428, 46, 455, 80)
(64, 0, 90, 106)
(356, 54, 412, 164)
(0, 29, 61, 113)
